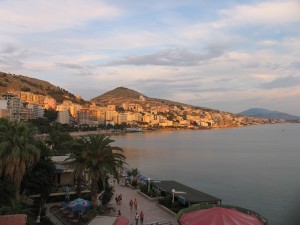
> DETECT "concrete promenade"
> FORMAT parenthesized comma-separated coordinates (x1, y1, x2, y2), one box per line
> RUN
(46, 182, 179, 225)
(111, 182, 179, 225)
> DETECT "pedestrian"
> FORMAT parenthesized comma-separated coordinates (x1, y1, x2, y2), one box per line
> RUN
(135, 213, 139, 225)
(119, 194, 123, 204)
(129, 199, 133, 211)
(118, 210, 121, 216)
(140, 211, 144, 224)
(134, 198, 138, 210)
(115, 195, 119, 205)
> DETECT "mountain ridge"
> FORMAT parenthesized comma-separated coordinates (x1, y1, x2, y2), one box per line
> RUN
(239, 108, 300, 121)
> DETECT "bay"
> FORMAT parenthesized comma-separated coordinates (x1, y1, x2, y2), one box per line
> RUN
(112, 124, 300, 225)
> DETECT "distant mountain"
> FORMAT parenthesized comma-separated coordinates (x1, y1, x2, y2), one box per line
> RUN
(239, 108, 300, 121)
(0, 71, 87, 104)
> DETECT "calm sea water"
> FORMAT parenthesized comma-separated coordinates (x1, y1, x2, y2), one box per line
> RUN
(112, 124, 300, 225)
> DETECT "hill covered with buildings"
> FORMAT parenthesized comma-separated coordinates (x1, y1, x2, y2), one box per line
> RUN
(0, 71, 276, 129)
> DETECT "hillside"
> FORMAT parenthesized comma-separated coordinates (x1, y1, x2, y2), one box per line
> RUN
(91, 86, 215, 112)
(239, 108, 300, 121)
(0, 71, 87, 104)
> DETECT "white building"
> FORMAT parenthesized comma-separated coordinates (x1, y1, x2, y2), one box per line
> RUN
(27, 104, 44, 119)
(57, 110, 70, 124)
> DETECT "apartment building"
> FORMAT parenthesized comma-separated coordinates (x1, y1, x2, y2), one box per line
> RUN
(27, 104, 44, 119)
(57, 110, 70, 124)
(2, 93, 23, 122)
(0, 100, 7, 118)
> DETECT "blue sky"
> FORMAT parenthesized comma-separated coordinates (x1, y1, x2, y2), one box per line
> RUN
(0, 0, 299, 115)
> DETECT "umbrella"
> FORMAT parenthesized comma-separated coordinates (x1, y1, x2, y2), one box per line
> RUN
(179, 206, 264, 225)
(65, 198, 92, 212)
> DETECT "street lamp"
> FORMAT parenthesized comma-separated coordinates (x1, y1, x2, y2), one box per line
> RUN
(148, 177, 151, 192)
(172, 189, 175, 203)
(172, 189, 187, 203)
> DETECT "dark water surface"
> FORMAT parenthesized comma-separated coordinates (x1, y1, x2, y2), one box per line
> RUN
(112, 124, 300, 225)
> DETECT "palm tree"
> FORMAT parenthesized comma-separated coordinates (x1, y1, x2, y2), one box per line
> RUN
(69, 134, 126, 206)
(0, 121, 40, 201)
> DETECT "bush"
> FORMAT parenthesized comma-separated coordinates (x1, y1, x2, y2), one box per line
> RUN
(140, 184, 148, 195)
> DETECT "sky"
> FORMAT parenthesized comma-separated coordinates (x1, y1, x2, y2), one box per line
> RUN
(0, 0, 300, 116)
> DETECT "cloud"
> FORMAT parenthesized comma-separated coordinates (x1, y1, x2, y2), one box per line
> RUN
(56, 63, 94, 76)
(260, 76, 300, 89)
(106, 45, 229, 66)
(291, 61, 300, 69)
(215, 0, 300, 28)
(0, 0, 122, 33)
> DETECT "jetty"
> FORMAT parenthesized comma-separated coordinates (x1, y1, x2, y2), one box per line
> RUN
(151, 180, 221, 205)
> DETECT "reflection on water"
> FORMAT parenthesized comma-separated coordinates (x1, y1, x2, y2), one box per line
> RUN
(113, 124, 300, 225)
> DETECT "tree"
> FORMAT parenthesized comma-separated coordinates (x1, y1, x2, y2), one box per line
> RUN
(98, 176, 114, 205)
(0, 175, 16, 207)
(21, 141, 55, 202)
(69, 135, 126, 206)
(47, 130, 73, 155)
(0, 121, 40, 201)
(44, 109, 58, 122)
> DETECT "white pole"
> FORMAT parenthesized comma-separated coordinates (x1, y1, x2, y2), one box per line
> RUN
(148, 177, 151, 192)
(172, 189, 175, 203)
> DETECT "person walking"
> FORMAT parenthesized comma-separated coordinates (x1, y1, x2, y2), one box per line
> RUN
(129, 199, 133, 211)
(118, 210, 121, 216)
(135, 213, 139, 225)
(140, 211, 144, 224)
(134, 198, 138, 210)
(119, 194, 123, 204)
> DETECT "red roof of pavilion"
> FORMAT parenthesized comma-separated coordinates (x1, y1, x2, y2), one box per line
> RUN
(179, 207, 264, 225)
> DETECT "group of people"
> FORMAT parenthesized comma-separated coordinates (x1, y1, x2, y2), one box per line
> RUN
(129, 198, 139, 211)
(115, 194, 123, 205)
(135, 211, 144, 225)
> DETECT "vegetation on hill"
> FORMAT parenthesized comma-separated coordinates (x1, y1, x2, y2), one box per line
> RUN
(0, 71, 87, 104)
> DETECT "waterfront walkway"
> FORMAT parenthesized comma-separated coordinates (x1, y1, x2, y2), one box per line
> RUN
(46, 181, 179, 225)
(111, 182, 179, 225)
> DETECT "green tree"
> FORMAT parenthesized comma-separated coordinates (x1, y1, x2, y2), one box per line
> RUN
(69, 135, 126, 206)
(0, 121, 40, 201)
(22, 141, 55, 202)
(48, 130, 73, 155)
(98, 176, 114, 205)
(44, 109, 58, 122)
(0, 175, 16, 207)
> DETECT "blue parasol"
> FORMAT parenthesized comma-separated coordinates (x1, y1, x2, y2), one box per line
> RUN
(65, 198, 92, 212)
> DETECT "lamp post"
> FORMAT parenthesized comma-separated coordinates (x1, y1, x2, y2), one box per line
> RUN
(148, 177, 151, 192)
(172, 189, 187, 204)
(172, 189, 175, 203)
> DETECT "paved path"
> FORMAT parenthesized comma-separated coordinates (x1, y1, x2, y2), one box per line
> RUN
(111, 182, 179, 225)
(45, 182, 179, 225)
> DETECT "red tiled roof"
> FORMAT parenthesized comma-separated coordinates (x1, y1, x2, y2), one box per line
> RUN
(0, 214, 27, 225)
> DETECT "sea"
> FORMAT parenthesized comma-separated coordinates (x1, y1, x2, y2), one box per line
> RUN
(112, 123, 300, 225)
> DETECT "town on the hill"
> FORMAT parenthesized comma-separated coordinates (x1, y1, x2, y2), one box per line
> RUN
(0, 89, 282, 130)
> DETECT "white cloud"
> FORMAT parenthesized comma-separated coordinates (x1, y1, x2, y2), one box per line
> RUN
(215, 0, 300, 27)
(0, 0, 122, 33)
